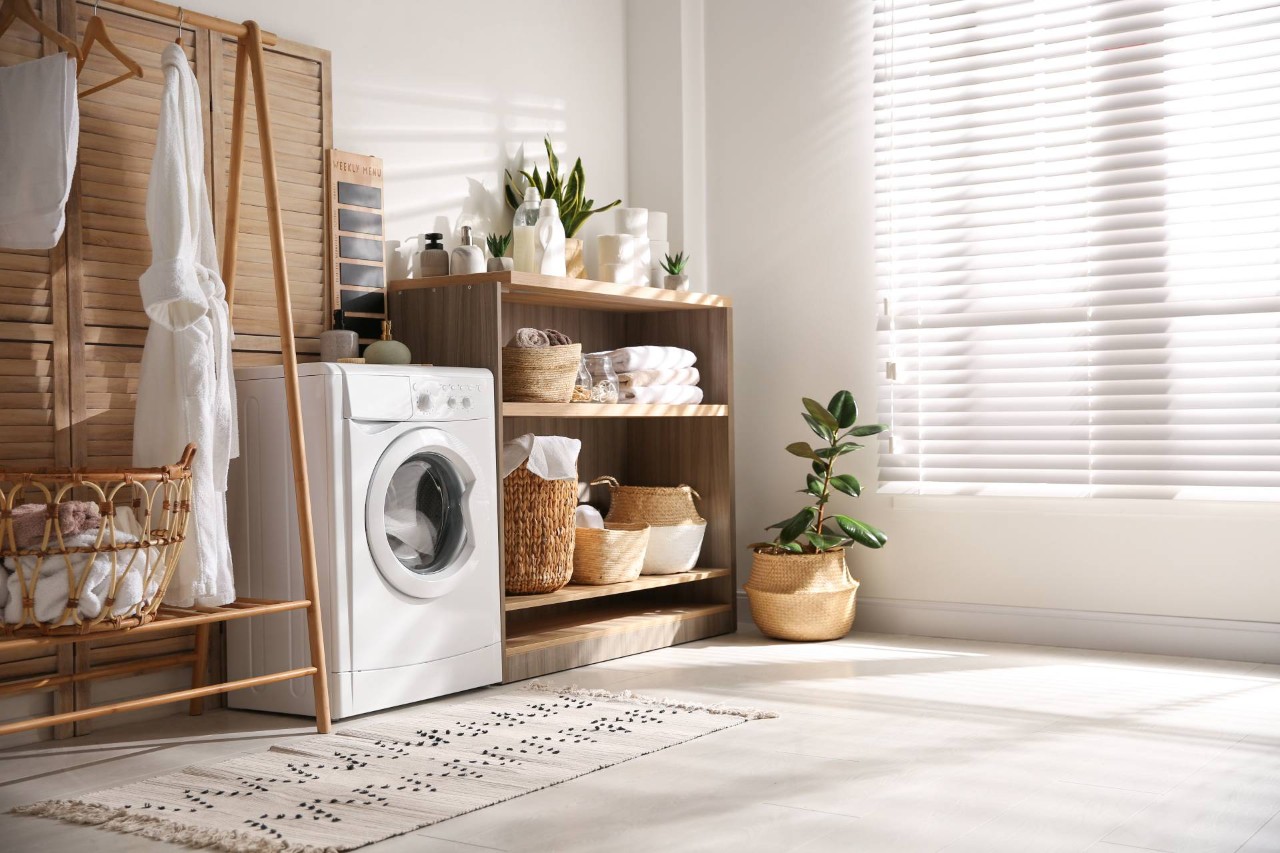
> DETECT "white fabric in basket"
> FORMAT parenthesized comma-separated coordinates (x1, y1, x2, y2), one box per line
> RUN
(502, 433, 581, 480)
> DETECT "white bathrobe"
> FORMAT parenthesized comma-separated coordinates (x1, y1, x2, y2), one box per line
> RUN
(133, 44, 238, 607)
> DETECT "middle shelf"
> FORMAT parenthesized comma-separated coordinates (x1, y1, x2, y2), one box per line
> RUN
(503, 403, 728, 418)
(504, 568, 732, 611)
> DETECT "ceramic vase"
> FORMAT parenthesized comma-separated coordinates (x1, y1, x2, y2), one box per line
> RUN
(664, 273, 690, 292)
(487, 256, 514, 272)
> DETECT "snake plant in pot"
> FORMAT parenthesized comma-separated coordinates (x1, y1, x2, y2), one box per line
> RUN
(745, 391, 888, 641)
(504, 137, 621, 279)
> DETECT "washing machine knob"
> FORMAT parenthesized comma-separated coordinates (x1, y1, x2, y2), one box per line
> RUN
(461, 397, 473, 409)
(416, 391, 431, 411)
(447, 396, 458, 408)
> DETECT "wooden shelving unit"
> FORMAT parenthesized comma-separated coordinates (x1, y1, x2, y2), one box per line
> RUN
(391, 272, 737, 682)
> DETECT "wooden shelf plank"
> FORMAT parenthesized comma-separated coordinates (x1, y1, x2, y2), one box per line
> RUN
(505, 569, 732, 612)
(389, 271, 731, 312)
(503, 403, 728, 419)
(506, 603, 733, 656)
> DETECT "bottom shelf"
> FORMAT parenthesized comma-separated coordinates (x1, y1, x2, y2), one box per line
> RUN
(504, 603, 734, 682)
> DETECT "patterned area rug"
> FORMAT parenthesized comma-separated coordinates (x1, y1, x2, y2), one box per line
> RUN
(13, 684, 775, 853)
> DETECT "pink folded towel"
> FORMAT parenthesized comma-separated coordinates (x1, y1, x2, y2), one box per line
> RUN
(8, 500, 101, 550)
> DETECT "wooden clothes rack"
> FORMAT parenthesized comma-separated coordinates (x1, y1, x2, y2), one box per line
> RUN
(0, 0, 331, 737)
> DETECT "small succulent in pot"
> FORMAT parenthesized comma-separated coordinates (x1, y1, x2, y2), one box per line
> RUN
(486, 230, 514, 272)
(745, 391, 888, 642)
(661, 251, 690, 291)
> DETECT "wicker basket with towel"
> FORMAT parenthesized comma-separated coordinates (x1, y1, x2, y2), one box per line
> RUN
(502, 434, 580, 594)
(590, 476, 706, 575)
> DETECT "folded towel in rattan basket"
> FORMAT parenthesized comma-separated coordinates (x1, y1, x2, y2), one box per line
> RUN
(3, 530, 158, 624)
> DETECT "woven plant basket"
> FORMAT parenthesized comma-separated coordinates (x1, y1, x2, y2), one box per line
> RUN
(0, 445, 196, 636)
(592, 476, 705, 574)
(502, 344, 582, 403)
(745, 549, 859, 641)
(572, 522, 650, 585)
(503, 462, 576, 595)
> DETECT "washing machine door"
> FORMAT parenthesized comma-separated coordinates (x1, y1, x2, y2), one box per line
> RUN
(365, 427, 483, 599)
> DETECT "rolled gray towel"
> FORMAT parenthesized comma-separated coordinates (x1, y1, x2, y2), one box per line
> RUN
(544, 328, 572, 346)
(508, 328, 550, 348)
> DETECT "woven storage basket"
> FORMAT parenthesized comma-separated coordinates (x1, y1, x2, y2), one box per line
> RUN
(745, 549, 859, 641)
(0, 445, 196, 636)
(591, 477, 706, 575)
(572, 522, 650, 585)
(502, 344, 582, 403)
(503, 461, 576, 594)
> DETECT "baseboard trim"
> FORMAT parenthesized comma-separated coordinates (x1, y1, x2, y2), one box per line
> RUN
(735, 591, 1280, 664)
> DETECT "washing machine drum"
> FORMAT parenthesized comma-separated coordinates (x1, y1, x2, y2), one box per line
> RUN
(366, 428, 482, 599)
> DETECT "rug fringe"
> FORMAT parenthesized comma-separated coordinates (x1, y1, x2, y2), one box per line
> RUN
(11, 799, 334, 853)
(526, 681, 779, 720)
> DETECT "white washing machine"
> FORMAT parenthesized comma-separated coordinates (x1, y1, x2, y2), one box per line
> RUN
(226, 364, 501, 719)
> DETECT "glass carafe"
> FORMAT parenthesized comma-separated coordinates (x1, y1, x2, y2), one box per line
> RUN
(584, 353, 620, 403)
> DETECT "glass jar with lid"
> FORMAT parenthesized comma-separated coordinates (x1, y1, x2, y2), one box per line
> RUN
(583, 353, 620, 403)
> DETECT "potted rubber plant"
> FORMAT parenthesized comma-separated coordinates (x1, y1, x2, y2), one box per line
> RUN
(661, 251, 690, 291)
(504, 137, 621, 279)
(745, 391, 888, 641)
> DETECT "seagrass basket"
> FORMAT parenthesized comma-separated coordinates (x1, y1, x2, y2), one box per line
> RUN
(0, 445, 196, 636)
(571, 522, 650, 585)
(502, 344, 582, 403)
(591, 477, 706, 575)
(745, 549, 859, 641)
(503, 461, 576, 594)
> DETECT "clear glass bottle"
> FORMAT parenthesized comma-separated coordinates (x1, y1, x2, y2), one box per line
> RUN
(512, 187, 541, 273)
(584, 353, 619, 403)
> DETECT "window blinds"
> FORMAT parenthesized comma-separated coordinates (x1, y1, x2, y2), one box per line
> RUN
(874, 0, 1280, 501)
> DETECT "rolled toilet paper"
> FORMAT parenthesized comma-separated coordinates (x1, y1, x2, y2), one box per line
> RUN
(635, 236, 651, 287)
(596, 233, 636, 266)
(601, 262, 632, 284)
(615, 207, 648, 238)
(649, 239, 670, 276)
(648, 211, 668, 243)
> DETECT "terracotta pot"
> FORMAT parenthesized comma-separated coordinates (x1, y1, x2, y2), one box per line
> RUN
(565, 237, 586, 279)
(745, 549, 858, 641)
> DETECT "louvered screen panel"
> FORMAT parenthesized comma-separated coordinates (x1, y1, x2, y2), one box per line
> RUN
(0, 1, 66, 472)
(214, 37, 330, 363)
(72, 4, 200, 468)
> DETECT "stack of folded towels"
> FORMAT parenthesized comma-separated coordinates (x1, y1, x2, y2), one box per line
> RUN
(608, 346, 702, 404)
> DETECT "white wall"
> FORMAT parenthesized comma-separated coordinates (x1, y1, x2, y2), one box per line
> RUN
(703, 0, 1280, 633)
(201, 0, 630, 264)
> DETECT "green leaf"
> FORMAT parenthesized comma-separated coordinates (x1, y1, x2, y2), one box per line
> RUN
(834, 515, 888, 549)
(544, 137, 560, 180)
(848, 423, 889, 437)
(802, 397, 838, 430)
(805, 474, 824, 497)
(778, 506, 818, 545)
(830, 474, 862, 497)
(815, 442, 862, 460)
(786, 442, 820, 460)
(805, 531, 846, 551)
(812, 460, 827, 478)
(802, 413, 835, 442)
(828, 390, 858, 429)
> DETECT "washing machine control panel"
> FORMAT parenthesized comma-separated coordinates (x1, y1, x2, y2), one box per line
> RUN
(410, 379, 490, 420)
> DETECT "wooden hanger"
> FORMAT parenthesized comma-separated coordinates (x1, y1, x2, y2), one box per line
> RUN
(77, 2, 143, 99)
(0, 0, 81, 61)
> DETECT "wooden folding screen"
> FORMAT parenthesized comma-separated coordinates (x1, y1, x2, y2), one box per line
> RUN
(0, 0, 332, 740)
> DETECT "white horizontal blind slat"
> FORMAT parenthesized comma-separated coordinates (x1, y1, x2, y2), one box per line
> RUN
(875, 0, 1280, 501)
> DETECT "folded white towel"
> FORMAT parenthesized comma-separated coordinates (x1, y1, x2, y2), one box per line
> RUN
(4, 530, 156, 625)
(0, 53, 79, 250)
(621, 385, 705, 405)
(608, 346, 697, 372)
(618, 367, 701, 389)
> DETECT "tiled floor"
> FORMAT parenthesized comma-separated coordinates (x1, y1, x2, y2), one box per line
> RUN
(2, 627, 1278, 852)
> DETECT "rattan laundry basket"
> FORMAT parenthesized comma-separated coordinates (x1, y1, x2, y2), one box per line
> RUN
(0, 445, 196, 636)
(591, 477, 706, 575)
(572, 522, 650, 585)
(745, 549, 859, 641)
(503, 461, 576, 595)
(502, 344, 582, 403)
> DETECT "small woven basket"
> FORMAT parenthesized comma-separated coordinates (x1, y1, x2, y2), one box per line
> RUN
(0, 445, 196, 636)
(745, 549, 859, 642)
(503, 461, 576, 595)
(572, 522, 650, 585)
(502, 344, 582, 403)
(591, 476, 706, 574)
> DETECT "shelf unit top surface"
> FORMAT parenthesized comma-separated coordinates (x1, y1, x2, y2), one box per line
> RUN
(389, 271, 731, 312)
(503, 403, 728, 419)
(505, 569, 732, 611)
(505, 603, 733, 655)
